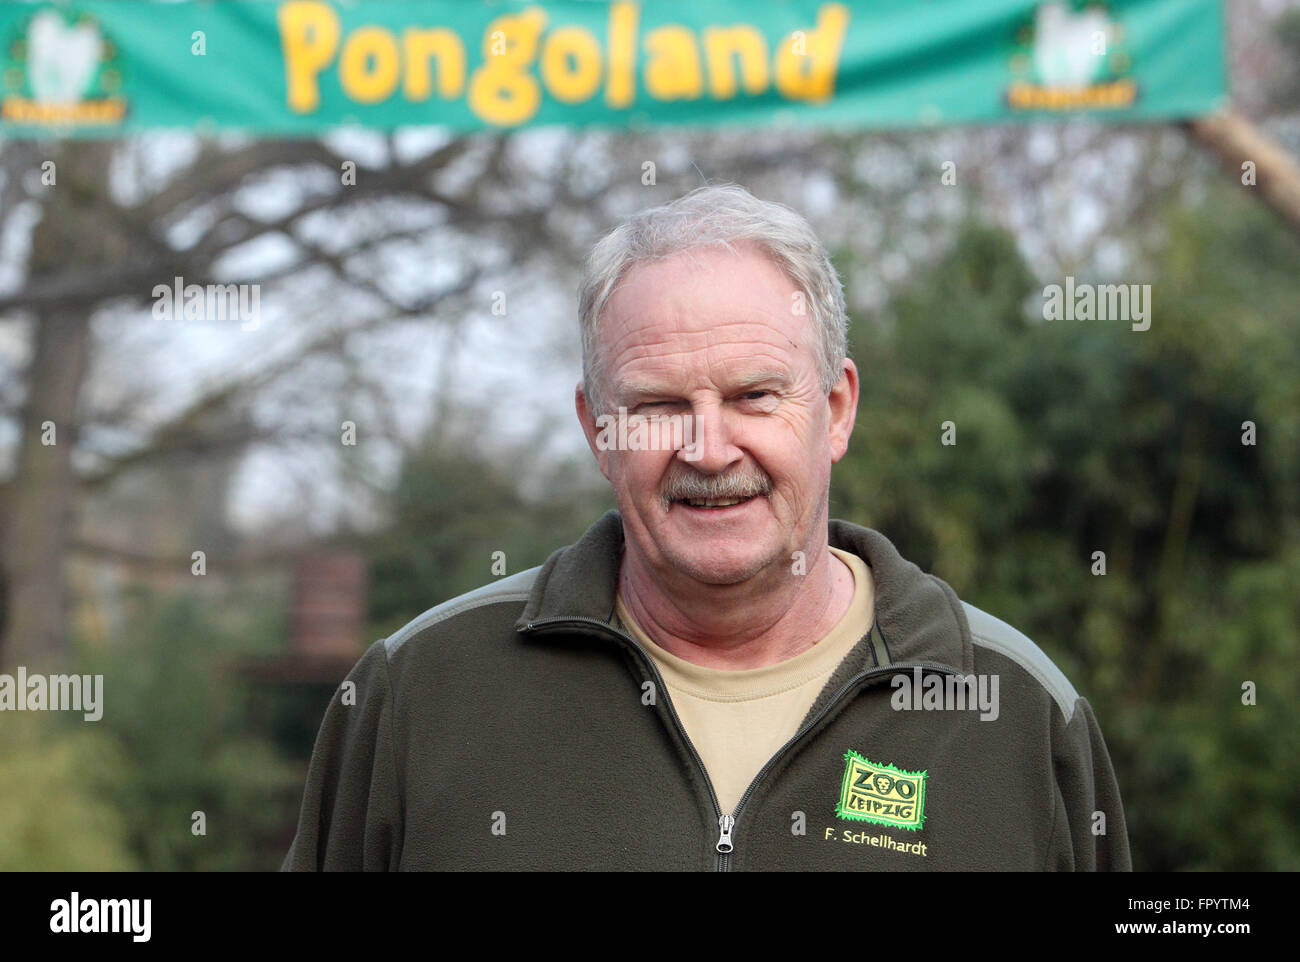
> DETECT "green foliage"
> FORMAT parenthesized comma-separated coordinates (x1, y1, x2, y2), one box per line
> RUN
(833, 191, 1300, 869)
(0, 714, 137, 871)
(368, 435, 611, 638)
(81, 592, 305, 871)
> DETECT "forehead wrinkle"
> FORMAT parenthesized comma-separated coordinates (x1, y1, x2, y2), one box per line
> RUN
(619, 298, 803, 342)
(611, 317, 806, 374)
(606, 325, 785, 380)
(618, 337, 795, 378)
(599, 249, 818, 399)
(611, 319, 801, 362)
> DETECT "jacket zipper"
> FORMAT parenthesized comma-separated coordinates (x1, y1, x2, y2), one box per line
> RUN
(522, 615, 956, 870)
(524, 615, 730, 867)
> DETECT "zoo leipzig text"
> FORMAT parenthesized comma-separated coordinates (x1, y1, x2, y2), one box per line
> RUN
(278, 1, 850, 125)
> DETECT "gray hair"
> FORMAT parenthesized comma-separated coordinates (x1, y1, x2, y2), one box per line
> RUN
(577, 183, 849, 415)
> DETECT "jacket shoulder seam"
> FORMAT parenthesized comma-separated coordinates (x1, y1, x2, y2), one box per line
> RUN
(384, 566, 541, 656)
(961, 601, 1079, 723)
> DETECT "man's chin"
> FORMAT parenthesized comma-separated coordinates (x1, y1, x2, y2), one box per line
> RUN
(656, 546, 778, 588)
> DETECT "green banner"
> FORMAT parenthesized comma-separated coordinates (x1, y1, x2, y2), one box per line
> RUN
(0, 0, 1226, 137)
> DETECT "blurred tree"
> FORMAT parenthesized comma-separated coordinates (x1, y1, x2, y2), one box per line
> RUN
(80, 590, 304, 871)
(2, 143, 113, 668)
(367, 407, 611, 639)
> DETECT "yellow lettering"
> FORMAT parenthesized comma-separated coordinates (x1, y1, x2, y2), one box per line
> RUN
(541, 26, 603, 103)
(644, 26, 702, 100)
(278, 3, 846, 123)
(703, 24, 768, 99)
(404, 28, 466, 100)
(468, 8, 547, 126)
(340, 26, 401, 103)
(606, 1, 638, 108)
(775, 3, 849, 102)
(279, 0, 341, 113)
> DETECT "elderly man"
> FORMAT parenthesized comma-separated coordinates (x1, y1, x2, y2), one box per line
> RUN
(283, 184, 1130, 871)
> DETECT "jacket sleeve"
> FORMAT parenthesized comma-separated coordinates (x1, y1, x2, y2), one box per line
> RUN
(1047, 695, 1132, 871)
(281, 640, 403, 871)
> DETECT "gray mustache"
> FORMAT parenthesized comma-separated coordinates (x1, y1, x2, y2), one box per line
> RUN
(661, 468, 772, 507)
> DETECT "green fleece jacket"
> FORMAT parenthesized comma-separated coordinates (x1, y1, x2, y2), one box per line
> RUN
(282, 510, 1131, 871)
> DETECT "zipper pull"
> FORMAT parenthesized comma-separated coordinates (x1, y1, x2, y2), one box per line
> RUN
(716, 814, 735, 854)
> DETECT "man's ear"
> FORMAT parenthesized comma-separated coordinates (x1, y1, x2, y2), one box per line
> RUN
(576, 381, 614, 480)
(827, 358, 859, 463)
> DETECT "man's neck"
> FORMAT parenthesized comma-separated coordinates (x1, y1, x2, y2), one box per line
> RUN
(616, 546, 855, 670)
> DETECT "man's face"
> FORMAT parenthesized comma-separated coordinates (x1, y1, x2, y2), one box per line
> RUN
(577, 243, 858, 589)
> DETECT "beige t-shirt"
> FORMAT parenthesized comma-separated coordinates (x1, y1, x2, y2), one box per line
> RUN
(613, 547, 875, 815)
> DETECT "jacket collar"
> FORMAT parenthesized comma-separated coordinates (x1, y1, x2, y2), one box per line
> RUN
(517, 509, 972, 674)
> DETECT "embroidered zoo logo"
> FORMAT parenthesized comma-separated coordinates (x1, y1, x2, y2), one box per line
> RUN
(1, 6, 128, 127)
(835, 750, 927, 831)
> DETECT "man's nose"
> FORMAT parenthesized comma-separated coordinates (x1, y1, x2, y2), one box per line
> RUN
(678, 401, 741, 472)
